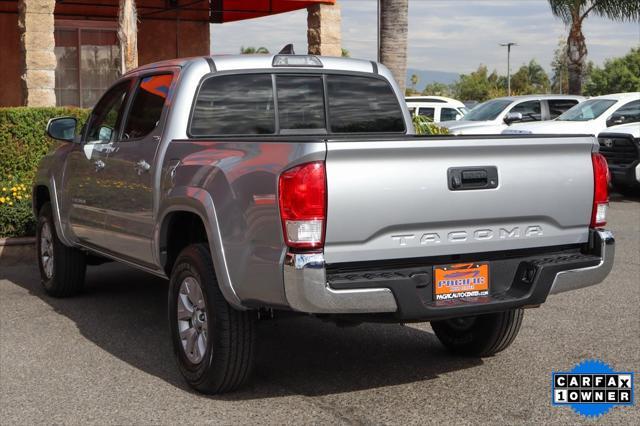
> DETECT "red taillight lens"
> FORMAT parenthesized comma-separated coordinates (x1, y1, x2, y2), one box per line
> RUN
(591, 153, 610, 228)
(278, 161, 326, 249)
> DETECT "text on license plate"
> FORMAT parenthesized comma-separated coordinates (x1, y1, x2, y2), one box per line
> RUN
(433, 262, 489, 300)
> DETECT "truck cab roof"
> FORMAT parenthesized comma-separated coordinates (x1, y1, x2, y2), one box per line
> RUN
(127, 54, 380, 75)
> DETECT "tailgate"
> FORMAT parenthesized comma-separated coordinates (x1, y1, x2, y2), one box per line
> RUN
(324, 136, 595, 264)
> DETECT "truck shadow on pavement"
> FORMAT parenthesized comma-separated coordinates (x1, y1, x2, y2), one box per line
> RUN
(3, 263, 483, 399)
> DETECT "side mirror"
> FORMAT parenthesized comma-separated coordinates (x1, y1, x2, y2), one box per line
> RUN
(47, 117, 78, 143)
(504, 112, 523, 125)
(455, 113, 463, 121)
(606, 115, 624, 127)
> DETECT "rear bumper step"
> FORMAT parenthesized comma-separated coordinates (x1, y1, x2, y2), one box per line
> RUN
(283, 230, 614, 320)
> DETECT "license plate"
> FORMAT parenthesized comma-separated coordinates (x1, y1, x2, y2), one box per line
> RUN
(433, 262, 489, 300)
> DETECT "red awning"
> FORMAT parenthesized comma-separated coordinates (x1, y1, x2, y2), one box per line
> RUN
(211, 0, 335, 23)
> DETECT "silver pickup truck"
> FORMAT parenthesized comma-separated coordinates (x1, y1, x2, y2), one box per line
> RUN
(35, 53, 614, 394)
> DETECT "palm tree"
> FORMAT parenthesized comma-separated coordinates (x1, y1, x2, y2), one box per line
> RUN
(410, 73, 419, 93)
(379, 0, 408, 93)
(118, 0, 138, 72)
(240, 46, 270, 54)
(548, 0, 640, 94)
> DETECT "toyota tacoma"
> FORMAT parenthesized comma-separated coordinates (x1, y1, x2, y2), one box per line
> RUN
(34, 53, 615, 394)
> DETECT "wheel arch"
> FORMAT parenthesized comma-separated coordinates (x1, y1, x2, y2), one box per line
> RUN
(156, 188, 245, 310)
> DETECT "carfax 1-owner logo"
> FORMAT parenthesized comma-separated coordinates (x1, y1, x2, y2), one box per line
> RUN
(552, 359, 634, 417)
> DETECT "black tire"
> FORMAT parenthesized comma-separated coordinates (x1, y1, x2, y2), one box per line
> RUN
(431, 309, 524, 357)
(36, 202, 86, 297)
(168, 243, 255, 394)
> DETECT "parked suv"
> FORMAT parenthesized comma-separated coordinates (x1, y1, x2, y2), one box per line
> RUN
(35, 54, 614, 394)
(440, 94, 584, 135)
(405, 96, 468, 122)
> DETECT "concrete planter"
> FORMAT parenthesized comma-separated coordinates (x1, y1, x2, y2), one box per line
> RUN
(0, 237, 36, 267)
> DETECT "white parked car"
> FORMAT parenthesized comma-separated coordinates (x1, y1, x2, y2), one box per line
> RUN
(440, 95, 584, 135)
(503, 92, 640, 136)
(405, 96, 468, 123)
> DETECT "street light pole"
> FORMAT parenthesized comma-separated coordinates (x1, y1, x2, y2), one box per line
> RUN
(500, 42, 517, 96)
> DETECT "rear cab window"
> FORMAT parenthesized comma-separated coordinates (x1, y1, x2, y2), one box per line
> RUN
(189, 72, 405, 137)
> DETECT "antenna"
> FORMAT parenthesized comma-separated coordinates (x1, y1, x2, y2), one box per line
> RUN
(278, 44, 295, 55)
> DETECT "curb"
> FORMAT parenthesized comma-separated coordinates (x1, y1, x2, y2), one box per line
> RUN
(0, 237, 36, 267)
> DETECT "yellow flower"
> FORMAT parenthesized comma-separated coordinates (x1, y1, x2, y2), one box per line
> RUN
(1, 187, 6, 191)
(8, 201, 13, 206)
(17, 195, 22, 200)
(0, 197, 4, 203)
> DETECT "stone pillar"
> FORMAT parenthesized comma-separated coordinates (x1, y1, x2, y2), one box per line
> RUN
(18, 0, 56, 106)
(307, 2, 341, 57)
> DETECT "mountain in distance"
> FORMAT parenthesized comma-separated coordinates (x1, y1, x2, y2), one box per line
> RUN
(406, 68, 459, 89)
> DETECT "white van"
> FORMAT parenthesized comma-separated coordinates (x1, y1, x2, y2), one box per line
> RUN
(405, 96, 468, 123)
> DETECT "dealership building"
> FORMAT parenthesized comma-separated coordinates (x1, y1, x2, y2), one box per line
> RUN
(0, 0, 341, 107)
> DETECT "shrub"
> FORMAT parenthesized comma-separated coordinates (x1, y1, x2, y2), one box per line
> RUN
(0, 107, 90, 237)
(412, 114, 450, 135)
(0, 175, 33, 237)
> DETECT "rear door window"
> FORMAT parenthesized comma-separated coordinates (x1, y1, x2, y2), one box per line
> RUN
(122, 74, 173, 140)
(190, 74, 275, 136)
(276, 75, 326, 132)
(547, 99, 579, 119)
(326, 75, 405, 133)
(418, 107, 435, 120)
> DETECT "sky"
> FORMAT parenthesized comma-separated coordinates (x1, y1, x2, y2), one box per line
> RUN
(210, 0, 640, 76)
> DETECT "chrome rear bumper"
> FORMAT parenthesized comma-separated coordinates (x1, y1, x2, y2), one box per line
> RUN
(283, 252, 397, 313)
(549, 229, 615, 294)
(283, 229, 615, 314)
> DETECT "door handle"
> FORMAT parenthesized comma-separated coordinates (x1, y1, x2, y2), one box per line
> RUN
(135, 159, 151, 175)
(448, 166, 498, 190)
(94, 159, 105, 172)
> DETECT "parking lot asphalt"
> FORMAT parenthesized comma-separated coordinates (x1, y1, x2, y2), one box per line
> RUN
(1, 194, 639, 425)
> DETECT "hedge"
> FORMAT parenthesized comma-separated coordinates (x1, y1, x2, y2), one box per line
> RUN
(0, 107, 90, 237)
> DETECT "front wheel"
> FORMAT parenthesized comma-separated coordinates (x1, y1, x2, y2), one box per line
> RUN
(168, 244, 256, 394)
(36, 203, 86, 297)
(431, 309, 524, 357)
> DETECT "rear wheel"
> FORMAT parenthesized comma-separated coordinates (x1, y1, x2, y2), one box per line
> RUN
(36, 203, 86, 297)
(168, 244, 255, 394)
(431, 309, 524, 357)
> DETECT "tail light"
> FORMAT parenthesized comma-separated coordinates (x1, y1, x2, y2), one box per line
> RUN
(591, 153, 610, 228)
(278, 161, 326, 250)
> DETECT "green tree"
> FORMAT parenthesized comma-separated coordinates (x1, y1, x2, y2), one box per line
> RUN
(380, 0, 408, 93)
(548, 0, 640, 94)
(422, 82, 453, 97)
(550, 38, 569, 93)
(510, 60, 551, 95)
(453, 65, 503, 102)
(583, 48, 640, 95)
(240, 46, 269, 54)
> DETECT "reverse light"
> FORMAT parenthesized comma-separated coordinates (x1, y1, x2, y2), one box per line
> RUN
(591, 153, 610, 228)
(278, 162, 326, 249)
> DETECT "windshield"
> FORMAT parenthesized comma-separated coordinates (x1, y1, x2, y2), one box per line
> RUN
(556, 99, 616, 121)
(462, 99, 512, 121)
